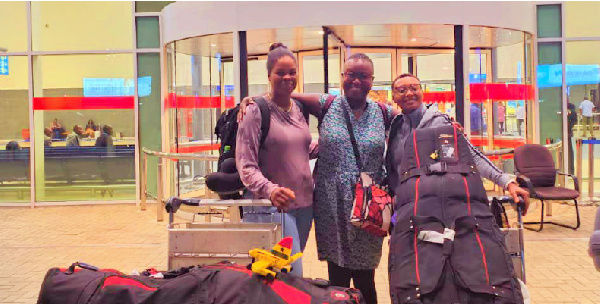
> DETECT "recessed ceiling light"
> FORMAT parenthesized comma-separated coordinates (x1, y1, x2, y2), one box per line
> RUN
(410, 38, 417, 42)
(318, 30, 324, 35)
(211, 44, 216, 47)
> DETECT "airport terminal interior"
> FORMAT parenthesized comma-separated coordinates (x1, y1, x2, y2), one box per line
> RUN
(1, 0, 600, 304)
(1, 1, 599, 205)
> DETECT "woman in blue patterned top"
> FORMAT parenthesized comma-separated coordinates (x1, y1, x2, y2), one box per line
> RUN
(240, 53, 397, 304)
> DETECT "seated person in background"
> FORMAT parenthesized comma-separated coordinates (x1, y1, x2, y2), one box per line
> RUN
(50, 118, 64, 139)
(86, 120, 97, 137)
(86, 119, 97, 131)
(95, 125, 114, 148)
(66, 125, 84, 147)
(5, 141, 20, 151)
(44, 128, 53, 147)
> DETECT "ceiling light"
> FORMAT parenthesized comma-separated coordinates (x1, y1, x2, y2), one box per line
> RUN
(410, 38, 417, 42)
(210, 44, 216, 47)
(318, 30, 325, 35)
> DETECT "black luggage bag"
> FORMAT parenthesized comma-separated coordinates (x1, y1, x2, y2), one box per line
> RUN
(38, 261, 364, 304)
(388, 124, 524, 304)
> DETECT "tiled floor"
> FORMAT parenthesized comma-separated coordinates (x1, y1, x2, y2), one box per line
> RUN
(0, 200, 598, 304)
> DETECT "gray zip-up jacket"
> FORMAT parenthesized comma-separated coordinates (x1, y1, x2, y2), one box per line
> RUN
(387, 104, 516, 198)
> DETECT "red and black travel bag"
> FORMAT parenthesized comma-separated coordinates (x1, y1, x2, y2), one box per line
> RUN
(38, 261, 364, 304)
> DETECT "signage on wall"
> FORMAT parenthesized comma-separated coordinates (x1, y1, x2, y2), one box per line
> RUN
(538, 64, 600, 88)
(0, 56, 8, 75)
(138, 76, 152, 97)
(469, 73, 486, 83)
(215, 85, 234, 96)
(83, 77, 152, 97)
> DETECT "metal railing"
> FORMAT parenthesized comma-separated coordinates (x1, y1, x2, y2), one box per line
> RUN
(141, 148, 219, 221)
(576, 138, 600, 203)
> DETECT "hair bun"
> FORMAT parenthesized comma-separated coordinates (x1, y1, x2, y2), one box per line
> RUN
(269, 42, 287, 52)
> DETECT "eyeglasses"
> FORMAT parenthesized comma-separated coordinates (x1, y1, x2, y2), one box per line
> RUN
(343, 72, 373, 81)
(393, 84, 421, 94)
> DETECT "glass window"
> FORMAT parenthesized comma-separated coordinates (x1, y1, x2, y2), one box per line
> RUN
(566, 41, 600, 194)
(167, 34, 232, 197)
(470, 52, 488, 78)
(363, 52, 393, 104)
(565, 2, 600, 38)
(136, 17, 160, 49)
(248, 58, 268, 97)
(468, 27, 533, 167)
(537, 43, 563, 169)
(32, 54, 136, 201)
(301, 53, 340, 94)
(538, 42, 562, 64)
(416, 52, 456, 119)
(31, 2, 133, 51)
(300, 52, 340, 135)
(537, 4, 562, 38)
(0, 2, 28, 52)
(135, 1, 173, 13)
(0, 56, 30, 202)
(138, 53, 161, 197)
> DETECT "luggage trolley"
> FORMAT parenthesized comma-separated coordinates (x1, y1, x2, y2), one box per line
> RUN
(165, 197, 284, 270)
(490, 196, 527, 283)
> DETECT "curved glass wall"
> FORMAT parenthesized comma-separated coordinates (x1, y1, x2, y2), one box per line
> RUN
(165, 24, 535, 195)
(166, 33, 233, 197)
(468, 27, 534, 181)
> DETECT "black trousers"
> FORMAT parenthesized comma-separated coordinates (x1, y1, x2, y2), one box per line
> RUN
(327, 261, 377, 304)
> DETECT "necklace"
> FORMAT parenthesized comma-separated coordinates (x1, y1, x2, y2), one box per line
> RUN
(267, 93, 293, 112)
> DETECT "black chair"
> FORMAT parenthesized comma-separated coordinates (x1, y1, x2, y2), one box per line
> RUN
(513, 144, 580, 231)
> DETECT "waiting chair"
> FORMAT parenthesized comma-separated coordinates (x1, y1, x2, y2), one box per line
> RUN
(513, 144, 581, 231)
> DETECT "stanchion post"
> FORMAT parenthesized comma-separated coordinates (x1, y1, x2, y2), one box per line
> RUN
(140, 153, 147, 211)
(577, 138, 583, 201)
(589, 137, 595, 200)
(157, 159, 164, 222)
(557, 145, 565, 187)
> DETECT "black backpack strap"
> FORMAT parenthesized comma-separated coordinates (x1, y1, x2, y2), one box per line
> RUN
(254, 96, 271, 147)
(384, 114, 403, 195)
(293, 98, 310, 125)
(387, 114, 403, 149)
(317, 94, 336, 130)
(341, 102, 363, 171)
(376, 102, 392, 131)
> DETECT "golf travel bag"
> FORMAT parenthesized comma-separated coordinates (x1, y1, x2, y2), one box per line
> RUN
(38, 261, 364, 304)
(388, 124, 524, 304)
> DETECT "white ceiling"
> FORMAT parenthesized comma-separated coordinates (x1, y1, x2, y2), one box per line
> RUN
(168, 24, 530, 57)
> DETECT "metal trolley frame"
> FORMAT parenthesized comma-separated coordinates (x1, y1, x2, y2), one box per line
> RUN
(490, 196, 527, 283)
(166, 198, 283, 270)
